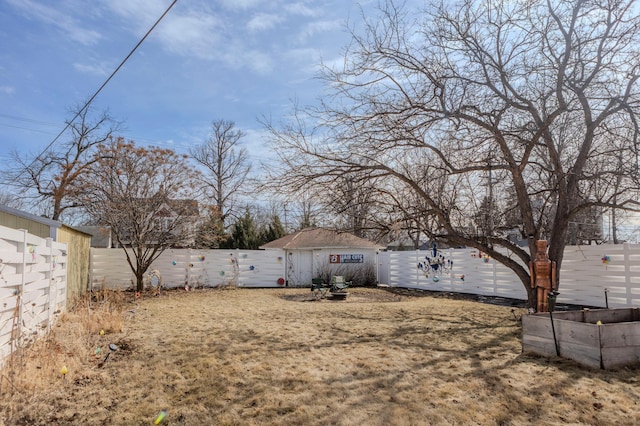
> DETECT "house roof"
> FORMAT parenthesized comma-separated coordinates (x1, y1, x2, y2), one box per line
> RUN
(166, 199, 200, 217)
(136, 198, 200, 217)
(260, 227, 384, 250)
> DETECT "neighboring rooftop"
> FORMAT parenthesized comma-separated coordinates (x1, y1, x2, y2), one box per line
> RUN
(260, 228, 384, 250)
(75, 226, 113, 248)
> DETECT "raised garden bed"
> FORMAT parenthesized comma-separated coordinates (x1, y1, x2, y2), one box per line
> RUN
(522, 308, 640, 369)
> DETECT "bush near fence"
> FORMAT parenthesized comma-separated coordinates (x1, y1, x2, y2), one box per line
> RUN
(0, 226, 67, 366)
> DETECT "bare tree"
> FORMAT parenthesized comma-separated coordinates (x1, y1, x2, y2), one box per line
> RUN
(265, 0, 640, 310)
(190, 120, 251, 226)
(259, 114, 386, 237)
(79, 139, 200, 292)
(1, 105, 120, 221)
(0, 191, 23, 210)
(318, 172, 391, 239)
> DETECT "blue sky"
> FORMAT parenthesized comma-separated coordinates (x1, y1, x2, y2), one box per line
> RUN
(0, 0, 379, 166)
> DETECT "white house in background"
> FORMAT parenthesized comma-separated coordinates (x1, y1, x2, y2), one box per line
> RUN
(84, 199, 201, 249)
(148, 199, 201, 248)
(260, 227, 384, 287)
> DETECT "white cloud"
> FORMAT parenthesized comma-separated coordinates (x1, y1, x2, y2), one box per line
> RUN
(218, 0, 263, 11)
(246, 50, 275, 74)
(246, 13, 284, 32)
(285, 47, 323, 63)
(156, 12, 224, 60)
(73, 61, 110, 76)
(242, 127, 275, 163)
(106, 1, 223, 62)
(101, 0, 341, 77)
(0, 86, 16, 94)
(284, 3, 321, 18)
(318, 52, 347, 71)
(220, 46, 275, 74)
(105, 0, 167, 24)
(297, 19, 343, 43)
(281, 47, 327, 76)
(6, 0, 101, 45)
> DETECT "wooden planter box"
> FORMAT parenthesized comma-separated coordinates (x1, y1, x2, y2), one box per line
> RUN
(522, 308, 640, 369)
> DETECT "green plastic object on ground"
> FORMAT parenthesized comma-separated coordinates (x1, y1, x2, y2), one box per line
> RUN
(154, 409, 167, 424)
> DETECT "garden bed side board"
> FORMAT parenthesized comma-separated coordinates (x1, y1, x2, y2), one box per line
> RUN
(522, 308, 640, 370)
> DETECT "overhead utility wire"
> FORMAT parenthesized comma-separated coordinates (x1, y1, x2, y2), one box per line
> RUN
(30, 0, 178, 162)
(0, 122, 56, 135)
(0, 113, 59, 127)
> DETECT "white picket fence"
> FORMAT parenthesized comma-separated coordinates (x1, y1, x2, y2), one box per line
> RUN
(0, 226, 67, 366)
(90, 248, 286, 290)
(379, 243, 640, 308)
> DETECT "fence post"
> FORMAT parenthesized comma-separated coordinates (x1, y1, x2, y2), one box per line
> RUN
(415, 250, 420, 288)
(16, 229, 28, 351)
(235, 249, 241, 287)
(46, 238, 56, 330)
(89, 247, 94, 293)
(448, 248, 454, 289)
(624, 243, 632, 306)
(187, 248, 192, 288)
(492, 256, 498, 296)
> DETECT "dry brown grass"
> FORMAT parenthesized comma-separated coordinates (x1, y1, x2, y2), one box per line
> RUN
(1, 287, 639, 425)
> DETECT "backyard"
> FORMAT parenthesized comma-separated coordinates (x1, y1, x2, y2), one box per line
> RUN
(1, 287, 639, 425)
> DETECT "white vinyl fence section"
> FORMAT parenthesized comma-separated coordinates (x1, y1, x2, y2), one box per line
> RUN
(379, 243, 640, 308)
(90, 248, 286, 290)
(91, 244, 640, 309)
(379, 248, 527, 299)
(0, 226, 67, 366)
(560, 244, 640, 309)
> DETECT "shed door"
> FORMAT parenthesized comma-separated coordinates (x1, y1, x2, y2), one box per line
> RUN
(287, 250, 313, 287)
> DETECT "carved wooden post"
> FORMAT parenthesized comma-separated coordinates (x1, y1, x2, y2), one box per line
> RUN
(529, 240, 557, 312)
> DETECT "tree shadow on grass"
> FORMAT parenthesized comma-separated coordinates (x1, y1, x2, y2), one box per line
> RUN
(224, 304, 639, 424)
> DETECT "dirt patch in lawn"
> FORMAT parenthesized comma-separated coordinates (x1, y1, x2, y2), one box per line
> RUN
(1, 287, 639, 425)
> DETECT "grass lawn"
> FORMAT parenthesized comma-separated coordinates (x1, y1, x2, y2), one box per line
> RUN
(1, 287, 639, 425)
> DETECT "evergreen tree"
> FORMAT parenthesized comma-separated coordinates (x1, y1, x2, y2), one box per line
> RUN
(227, 208, 262, 249)
(263, 214, 286, 242)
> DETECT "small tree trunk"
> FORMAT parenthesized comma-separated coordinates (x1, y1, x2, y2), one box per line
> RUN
(136, 271, 145, 292)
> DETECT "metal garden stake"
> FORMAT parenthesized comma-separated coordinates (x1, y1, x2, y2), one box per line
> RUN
(547, 291, 560, 356)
